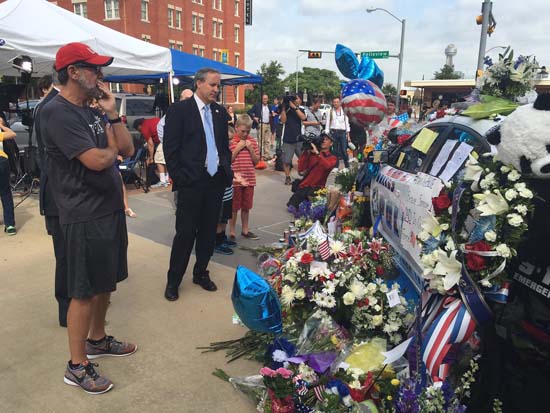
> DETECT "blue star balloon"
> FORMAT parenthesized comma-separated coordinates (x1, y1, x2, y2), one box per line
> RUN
(232, 265, 282, 335)
(335, 44, 384, 88)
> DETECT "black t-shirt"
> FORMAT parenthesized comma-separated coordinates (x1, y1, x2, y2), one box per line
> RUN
(282, 107, 304, 144)
(40, 95, 123, 225)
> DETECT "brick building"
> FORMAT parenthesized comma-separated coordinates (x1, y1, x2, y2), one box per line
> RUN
(50, 0, 246, 105)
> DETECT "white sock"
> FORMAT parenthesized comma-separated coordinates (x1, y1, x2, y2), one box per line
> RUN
(160, 173, 168, 183)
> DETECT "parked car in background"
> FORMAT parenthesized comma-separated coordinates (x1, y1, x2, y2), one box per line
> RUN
(370, 114, 503, 294)
(319, 103, 331, 122)
(114, 93, 156, 136)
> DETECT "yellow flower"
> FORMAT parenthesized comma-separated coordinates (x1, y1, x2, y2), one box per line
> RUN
(391, 379, 400, 386)
(387, 395, 393, 401)
(331, 335, 341, 346)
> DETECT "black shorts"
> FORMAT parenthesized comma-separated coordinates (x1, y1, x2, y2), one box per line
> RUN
(63, 211, 128, 299)
(219, 197, 233, 224)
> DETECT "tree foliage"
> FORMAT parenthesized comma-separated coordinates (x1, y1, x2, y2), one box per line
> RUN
(433, 64, 461, 80)
(245, 61, 285, 105)
(282, 67, 343, 102)
(382, 83, 398, 97)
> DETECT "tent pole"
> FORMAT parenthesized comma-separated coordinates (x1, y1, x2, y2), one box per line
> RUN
(169, 72, 175, 103)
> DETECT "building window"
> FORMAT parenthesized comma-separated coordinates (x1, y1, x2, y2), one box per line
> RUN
(192, 13, 197, 32)
(175, 8, 182, 29)
(235, 53, 240, 68)
(234, 24, 240, 43)
(141, 34, 151, 42)
(141, 0, 149, 22)
(212, 20, 217, 37)
(191, 0, 203, 4)
(218, 21, 223, 38)
(199, 47, 205, 57)
(234, 0, 239, 16)
(176, 41, 183, 51)
(198, 15, 204, 34)
(168, 6, 174, 28)
(109, 83, 123, 93)
(213, 49, 218, 61)
(192, 44, 199, 55)
(104, 0, 119, 19)
(213, 0, 222, 11)
(73, 2, 87, 18)
(169, 40, 176, 49)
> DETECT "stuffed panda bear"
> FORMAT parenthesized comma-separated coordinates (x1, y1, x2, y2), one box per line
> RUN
(470, 93, 550, 413)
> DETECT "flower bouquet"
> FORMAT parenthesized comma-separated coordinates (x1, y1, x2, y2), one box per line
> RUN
(260, 367, 296, 413)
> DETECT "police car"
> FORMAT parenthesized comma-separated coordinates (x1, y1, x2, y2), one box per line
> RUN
(370, 113, 503, 294)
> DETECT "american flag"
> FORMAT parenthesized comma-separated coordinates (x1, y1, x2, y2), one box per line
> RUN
(318, 239, 331, 261)
(393, 112, 410, 123)
(313, 385, 326, 401)
(341, 79, 386, 127)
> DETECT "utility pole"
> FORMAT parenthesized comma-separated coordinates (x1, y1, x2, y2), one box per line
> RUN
(476, 0, 492, 77)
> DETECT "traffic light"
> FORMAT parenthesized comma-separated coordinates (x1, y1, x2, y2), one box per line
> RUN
(308, 51, 322, 59)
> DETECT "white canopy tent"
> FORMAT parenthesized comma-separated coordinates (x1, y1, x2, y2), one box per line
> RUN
(0, 0, 171, 77)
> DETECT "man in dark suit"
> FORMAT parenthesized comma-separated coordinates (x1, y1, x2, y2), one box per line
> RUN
(163, 68, 233, 301)
(34, 74, 70, 327)
(247, 94, 273, 160)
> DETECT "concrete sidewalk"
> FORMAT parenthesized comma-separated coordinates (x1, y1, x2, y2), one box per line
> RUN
(0, 196, 263, 412)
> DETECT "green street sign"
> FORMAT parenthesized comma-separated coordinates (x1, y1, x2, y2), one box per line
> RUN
(361, 51, 389, 59)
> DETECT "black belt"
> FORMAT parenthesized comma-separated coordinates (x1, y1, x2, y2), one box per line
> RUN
(330, 129, 346, 132)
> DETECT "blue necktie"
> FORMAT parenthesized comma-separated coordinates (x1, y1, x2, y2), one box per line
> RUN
(203, 105, 218, 176)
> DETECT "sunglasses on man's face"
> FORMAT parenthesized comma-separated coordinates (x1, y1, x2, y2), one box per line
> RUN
(74, 64, 102, 74)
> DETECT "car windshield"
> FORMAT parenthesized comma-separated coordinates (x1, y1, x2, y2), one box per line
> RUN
(126, 98, 155, 116)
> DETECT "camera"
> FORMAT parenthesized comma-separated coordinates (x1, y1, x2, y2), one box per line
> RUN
(298, 133, 324, 151)
(282, 94, 297, 107)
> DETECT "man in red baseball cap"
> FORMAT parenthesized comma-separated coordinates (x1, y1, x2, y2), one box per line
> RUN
(39, 42, 136, 394)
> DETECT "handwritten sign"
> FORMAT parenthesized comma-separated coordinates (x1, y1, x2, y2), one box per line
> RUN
(438, 142, 473, 183)
(429, 140, 458, 176)
(411, 128, 439, 154)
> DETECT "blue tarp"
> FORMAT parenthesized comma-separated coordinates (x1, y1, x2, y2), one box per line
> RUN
(104, 49, 262, 85)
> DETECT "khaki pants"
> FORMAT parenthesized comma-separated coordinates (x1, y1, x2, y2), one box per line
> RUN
(257, 123, 272, 159)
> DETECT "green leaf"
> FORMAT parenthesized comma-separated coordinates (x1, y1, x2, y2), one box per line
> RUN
(462, 95, 518, 119)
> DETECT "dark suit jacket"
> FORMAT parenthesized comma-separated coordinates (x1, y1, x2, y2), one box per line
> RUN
(247, 103, 273, 130)
(34, 88, 59, 216)
(163, 96, 232, 190)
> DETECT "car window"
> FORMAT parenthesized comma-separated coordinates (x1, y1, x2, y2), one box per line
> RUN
(445, 126, 489, 155)
(115, 97, 122, 113)
(388, 125, 447, 173)
(125, 98, 155, 116)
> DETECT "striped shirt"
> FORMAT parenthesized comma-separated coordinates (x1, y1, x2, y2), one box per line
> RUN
(230, 135, 259, 187)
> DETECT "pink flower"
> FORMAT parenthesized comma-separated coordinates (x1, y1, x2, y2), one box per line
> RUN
(275, 367, 293, 379)
(260, 367, 277, 377)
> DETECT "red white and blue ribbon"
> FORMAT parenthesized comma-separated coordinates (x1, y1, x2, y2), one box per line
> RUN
(483, 282, 510, 304)
(421, 297, 476, 381)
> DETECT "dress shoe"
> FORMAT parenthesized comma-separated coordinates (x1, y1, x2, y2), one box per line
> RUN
(193, 271, 217, 291)
(164, 284, 179, 301)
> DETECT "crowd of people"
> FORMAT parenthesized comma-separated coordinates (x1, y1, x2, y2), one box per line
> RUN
(0, 41, 420, 396)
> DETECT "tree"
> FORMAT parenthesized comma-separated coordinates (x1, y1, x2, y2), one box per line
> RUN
(382, 83, 398, 97)
(282, 67, 343, 102)
(245, 61, 285, 105)
(433, 65, 461, 80)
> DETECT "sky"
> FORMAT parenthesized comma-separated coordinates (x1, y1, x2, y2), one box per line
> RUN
(244, 0, 549, 89)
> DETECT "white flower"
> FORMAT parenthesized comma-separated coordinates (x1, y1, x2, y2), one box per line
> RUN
(367, 296, 378, 306)
(505, 189, 518, 201)
(272, 349, 289, 363)
(330, 240, 346, 255)
(343, 292, 356, 305)
(445, 236, 456, 251)
(283, 273, 296, 283)
(280, 285, 296, 306)
(379, 283, 389, 293)
(433, 249, 463, 291)
(374, 304, 382, 312)
(323, 281, 336, 295)
(421, 251, 438, 268)
(349, 280, 367, 300)
(464, 155, 483, 182)
(500, 166, 511, 173)
(514, 182, 527, 191)
(295, 288, 305, 300)
(518, 187, 533, 199)
(422, 215, 444, 237)
(325, 295, 336, 308)
(507, 213, 523, 227)
(349, 380, 363, 390)
(496, 243, 512, 258)
(480, 279, 493, 288)
(440, 223, 450, 231)
(366, 282, 378, 294)
(515, 204, 528, 216)
(484, 230, 497, 242)
(372, 315, 384, 326)
(508, 170, 521, 182)
(474, 191, 509, 216)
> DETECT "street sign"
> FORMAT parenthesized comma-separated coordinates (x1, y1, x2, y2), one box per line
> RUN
(245, 0, 253, 25)
(308, 51, 322, 59)
(220, 49, 229, 64)
(361, 51, 389, 59)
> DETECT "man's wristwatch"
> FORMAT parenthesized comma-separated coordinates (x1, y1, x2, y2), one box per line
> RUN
(109, 117, 122, 124)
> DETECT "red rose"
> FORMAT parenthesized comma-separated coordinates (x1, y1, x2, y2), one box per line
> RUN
(375, 266, 385, 276)
(464, 241, 492, 272)
(371, 253, 379, 261)
(319, 276, 327, 283)
(329, 273, 335, 280)
(300, 253, 314, 264)
(432, 192, 452, 216)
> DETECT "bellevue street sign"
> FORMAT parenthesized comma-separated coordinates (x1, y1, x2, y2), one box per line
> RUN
(361, 51, 389, 59)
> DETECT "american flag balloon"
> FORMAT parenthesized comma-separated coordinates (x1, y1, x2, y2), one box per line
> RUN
(341, 79, 386, 128)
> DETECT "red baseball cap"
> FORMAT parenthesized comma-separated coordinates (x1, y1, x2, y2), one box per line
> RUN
(55, 42, 113, 71)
